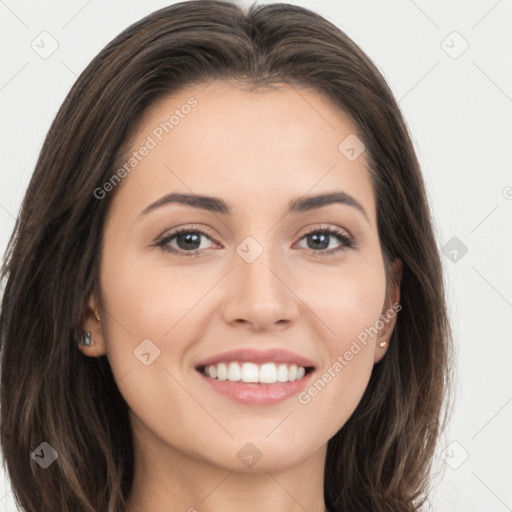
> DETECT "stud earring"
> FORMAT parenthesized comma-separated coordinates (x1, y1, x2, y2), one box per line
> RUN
(379, 341, 387, 348)
(79, 331, 95, 347)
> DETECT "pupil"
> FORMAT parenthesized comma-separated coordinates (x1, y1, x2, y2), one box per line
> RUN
(309, 232, 329, 250)
(177, 232, 201, 250)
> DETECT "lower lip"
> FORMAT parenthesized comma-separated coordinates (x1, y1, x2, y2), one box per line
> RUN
(198, 372, 314, 405)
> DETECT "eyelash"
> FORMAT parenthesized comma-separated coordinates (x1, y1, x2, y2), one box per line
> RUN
(154, 225, 355, 258)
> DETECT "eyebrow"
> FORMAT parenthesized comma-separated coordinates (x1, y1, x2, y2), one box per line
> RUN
(139, 191, 369, 222)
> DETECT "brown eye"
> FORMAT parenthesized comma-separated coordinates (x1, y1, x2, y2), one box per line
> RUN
(156, 228, 218, 256)
(296, 227, 354, 256)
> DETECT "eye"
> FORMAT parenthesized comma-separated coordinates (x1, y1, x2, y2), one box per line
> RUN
(295, 226, 354, 256)
(155, 226, 218, 257)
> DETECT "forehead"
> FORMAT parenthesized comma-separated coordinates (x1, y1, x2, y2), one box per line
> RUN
(109, 80, 376, 222)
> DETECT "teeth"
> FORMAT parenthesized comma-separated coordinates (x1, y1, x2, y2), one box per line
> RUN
(241, 362, 259, 383)
(217, 363, 228, 381)
(259, 363, 277, 383)
(277, 364, 288, 383)
(227, 362, 241, 381)
(202, 362, 308, 383)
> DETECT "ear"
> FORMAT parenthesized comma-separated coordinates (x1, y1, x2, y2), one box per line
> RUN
(374, 258, 403, 363)
(79, 293, 107, 357)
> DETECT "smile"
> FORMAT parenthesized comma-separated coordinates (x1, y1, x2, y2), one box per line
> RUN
(195, 348, 316, 405)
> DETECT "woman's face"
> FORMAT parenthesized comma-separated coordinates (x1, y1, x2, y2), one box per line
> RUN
(84, 80, 400, 473)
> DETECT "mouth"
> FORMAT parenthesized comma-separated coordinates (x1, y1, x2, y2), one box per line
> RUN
(194, 349, 316, 405)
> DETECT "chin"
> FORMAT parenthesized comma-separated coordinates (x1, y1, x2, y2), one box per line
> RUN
(193, 435, 325, 474)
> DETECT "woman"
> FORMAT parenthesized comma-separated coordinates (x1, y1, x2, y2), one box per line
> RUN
(0, 1, 452, 511)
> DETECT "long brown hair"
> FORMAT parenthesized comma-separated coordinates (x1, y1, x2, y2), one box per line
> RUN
(0, 1, 452, 511)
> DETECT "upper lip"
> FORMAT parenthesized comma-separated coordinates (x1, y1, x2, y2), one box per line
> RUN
(195, 348, 316, 369)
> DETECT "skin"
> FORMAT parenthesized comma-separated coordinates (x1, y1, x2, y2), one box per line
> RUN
(81, 80, 402, 512)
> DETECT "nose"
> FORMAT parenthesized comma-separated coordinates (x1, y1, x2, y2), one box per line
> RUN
(221, 247, 300, 332)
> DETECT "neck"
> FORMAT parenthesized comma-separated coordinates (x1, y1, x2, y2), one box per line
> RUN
(125, 422, 328, 512)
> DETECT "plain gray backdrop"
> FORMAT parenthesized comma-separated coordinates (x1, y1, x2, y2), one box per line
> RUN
(1, 0, 511, 510)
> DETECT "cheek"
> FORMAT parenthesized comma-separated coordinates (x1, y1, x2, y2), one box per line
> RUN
(100, 249, 211, 339)
(97, 255, 207, 437)
(311, 261, 387, 351)
(297, 261, 386, 417)
(96, 252, 189, 382)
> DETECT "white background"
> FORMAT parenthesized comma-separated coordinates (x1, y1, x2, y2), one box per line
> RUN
(1, 0, 511, 510)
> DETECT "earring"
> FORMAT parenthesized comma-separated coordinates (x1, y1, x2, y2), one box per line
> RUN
(79, 331, 95, 347)
(379, 341, 387, 348)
